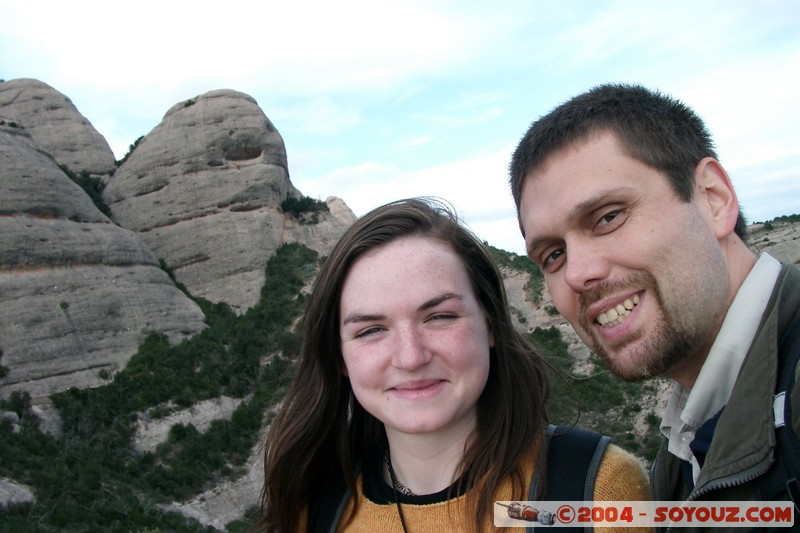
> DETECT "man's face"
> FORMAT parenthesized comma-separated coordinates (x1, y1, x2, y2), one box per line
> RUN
(518, 131, 730, 382)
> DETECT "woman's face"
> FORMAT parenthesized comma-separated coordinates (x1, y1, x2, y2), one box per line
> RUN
(339, 236, 494, 439)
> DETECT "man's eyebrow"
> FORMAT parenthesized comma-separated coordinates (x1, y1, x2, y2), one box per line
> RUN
(526, 186, 633, 256)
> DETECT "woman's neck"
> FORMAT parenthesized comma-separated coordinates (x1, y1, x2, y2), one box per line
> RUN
(384, 419, 475, 495)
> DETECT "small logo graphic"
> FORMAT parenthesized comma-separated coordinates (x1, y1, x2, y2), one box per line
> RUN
(496, 502, 556, 525)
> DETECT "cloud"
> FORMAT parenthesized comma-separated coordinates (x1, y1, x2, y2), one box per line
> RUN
(3, 0, 798, 253)
(274, 96, 363, 136)
(292, 145, 524, 249)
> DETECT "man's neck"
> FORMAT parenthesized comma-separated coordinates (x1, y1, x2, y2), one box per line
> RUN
(666, 238, 758, 390)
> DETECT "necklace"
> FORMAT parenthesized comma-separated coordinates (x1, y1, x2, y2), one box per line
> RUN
(385, 451, 411, 533)
(383, 452, 415, 495)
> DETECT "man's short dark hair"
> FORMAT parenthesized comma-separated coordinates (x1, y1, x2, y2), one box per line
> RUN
(509, 83, 747, 239)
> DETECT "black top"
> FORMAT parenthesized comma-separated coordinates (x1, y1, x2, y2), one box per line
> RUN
(361, 452, 469, 505)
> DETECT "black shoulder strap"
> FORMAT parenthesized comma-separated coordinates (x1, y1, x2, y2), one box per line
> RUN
(307, 485, 351, 533)
(310, 426, 612, 532)
(527, 424, 611, 532)
(307, 465, 358, 533)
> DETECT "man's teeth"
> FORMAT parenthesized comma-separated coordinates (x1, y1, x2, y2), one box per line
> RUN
(597, 295, 640, 327)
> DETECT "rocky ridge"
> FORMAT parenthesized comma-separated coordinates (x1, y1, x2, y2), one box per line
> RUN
(0, 79, 116, 175)
(103, 89, 354, 314)
(1, 77, 798, 529)
(0, 79, 355, 402)
(0, 117, 207, 399)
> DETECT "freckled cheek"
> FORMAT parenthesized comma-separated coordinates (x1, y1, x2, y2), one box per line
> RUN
(343, 351, 389, 387)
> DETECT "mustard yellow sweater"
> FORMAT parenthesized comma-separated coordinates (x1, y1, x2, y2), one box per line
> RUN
(333, 444, 651, 532)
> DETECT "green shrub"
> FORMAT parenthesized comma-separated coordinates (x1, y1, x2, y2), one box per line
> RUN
(115, 135, 144, 167)
(488, 245, 545, 302)
(280, 195, 329, 222)
(530, 326, 662, 463)
(59, 165, 112, 217)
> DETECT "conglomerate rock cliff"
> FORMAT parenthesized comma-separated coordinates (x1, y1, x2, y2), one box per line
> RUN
(0, 122, 207, 399)
(103, 89, 354, 313)
(2, 77, 798, 530)
(0, 80, 355, 401)
(0, 79, 116, 175)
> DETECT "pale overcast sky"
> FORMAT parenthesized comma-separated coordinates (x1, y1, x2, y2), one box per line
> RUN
(1, 0, 798, 254)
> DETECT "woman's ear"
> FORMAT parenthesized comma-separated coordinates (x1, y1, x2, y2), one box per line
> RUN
(693, 157, 740, 240)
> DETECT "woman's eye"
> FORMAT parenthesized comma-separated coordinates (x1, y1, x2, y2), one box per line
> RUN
(355, 326, 383, 339)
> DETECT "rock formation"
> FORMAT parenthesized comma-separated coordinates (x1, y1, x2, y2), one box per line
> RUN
(0, 110, 206, 400)
(104, 89, 354, 313)
(0, 79, 116, 175)
(0, 478, 34, 509)
(750, 221, 800, 266)
(3, 76, 798, 530)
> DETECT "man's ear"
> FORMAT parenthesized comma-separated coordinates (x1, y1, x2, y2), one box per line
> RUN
(693, 157, 740, 240)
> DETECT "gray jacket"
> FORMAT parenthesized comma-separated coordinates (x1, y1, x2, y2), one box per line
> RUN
(651, 263, 800, 529)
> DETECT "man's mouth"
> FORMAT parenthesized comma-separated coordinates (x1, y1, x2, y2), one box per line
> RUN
(596, 294, 640, 327)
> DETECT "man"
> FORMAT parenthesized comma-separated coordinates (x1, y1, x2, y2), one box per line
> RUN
(509, 83, 800, 507)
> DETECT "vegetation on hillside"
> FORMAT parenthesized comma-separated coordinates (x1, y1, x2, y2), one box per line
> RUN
(0, 239, 664, 531)
(60, 164, 112, 218)
(0, 243, 317, 532)
(531, 326, 663, 460)
(280, 195, 329, 224)
(115, 135, 144, 167)
(749, 212, 800, 247)
(753, 212, 800, 227)
(488, 245, 545, 303)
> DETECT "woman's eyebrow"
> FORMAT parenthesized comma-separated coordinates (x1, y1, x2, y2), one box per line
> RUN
(341, 312, 384, 326)
(342, 292, 464, 326)
(418, 292, 463, 312)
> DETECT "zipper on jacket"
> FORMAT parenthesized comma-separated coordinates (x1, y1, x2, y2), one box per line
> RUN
(653, 454, 774, 531)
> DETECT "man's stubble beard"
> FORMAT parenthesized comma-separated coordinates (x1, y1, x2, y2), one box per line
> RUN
(577, 271, 694, 382)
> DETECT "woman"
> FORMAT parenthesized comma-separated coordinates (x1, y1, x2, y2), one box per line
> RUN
(260, 198, 649, 532)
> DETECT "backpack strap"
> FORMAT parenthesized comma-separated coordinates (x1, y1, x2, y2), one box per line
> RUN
(307, 465, 358, 533)
(307, 485, 351, 533)
(527, 424, 611, 532)
(310, 426, 612, 532)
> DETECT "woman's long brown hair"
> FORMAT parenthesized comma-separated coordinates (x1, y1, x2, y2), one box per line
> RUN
(259, 198, 550, 532)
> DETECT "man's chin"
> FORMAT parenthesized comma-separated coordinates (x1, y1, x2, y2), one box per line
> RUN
(593, 345, 659, 382)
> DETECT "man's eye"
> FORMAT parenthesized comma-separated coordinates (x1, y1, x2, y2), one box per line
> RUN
(542, 248, 566, 271)
(596, 209, 624, 230)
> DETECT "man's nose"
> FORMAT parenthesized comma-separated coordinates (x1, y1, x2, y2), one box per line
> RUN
(563, 241, 610, 293)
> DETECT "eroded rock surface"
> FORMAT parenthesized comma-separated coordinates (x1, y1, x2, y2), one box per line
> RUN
(104, 89, 354, 313)
(0, 79, 116, 175)
(0, 123, 206, 399)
